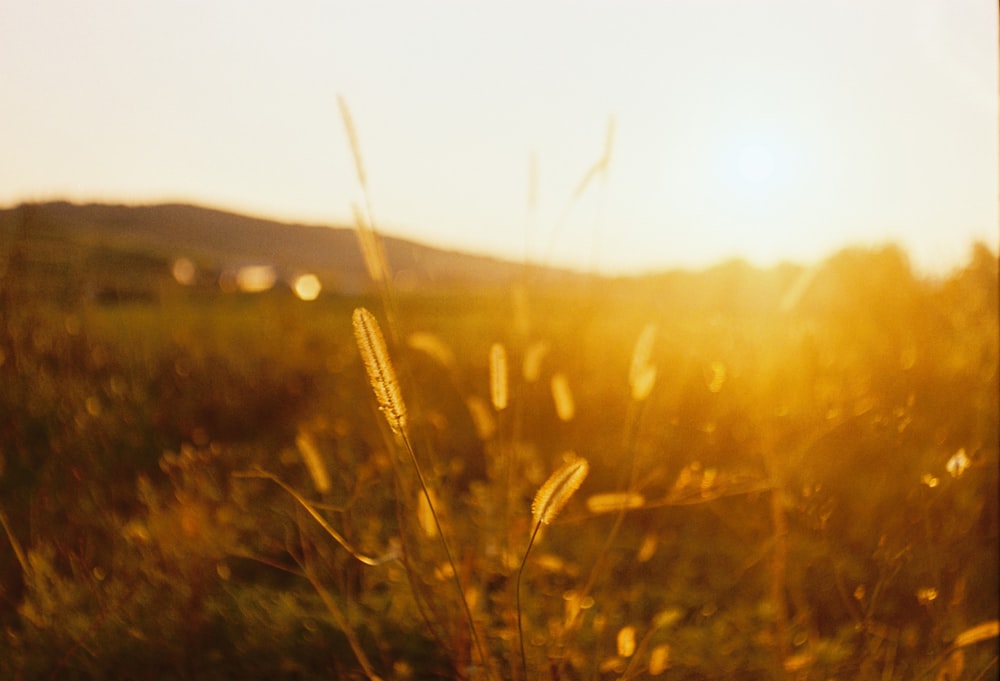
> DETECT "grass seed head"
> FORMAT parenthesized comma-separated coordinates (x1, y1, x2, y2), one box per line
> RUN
(648, 644, 671, 675)
(585, 492, 645, 515)
(616, 625, 636, 658)
(352, 307, 407, 437)
(630, 364, 657, 402)
(296, 430, 331, 494)
(629, 323, 658, 401)
(489, 342, 508, 411)
(532, 457, 589, 525)
(523, 340, 549, 383)
(953, 619, 999, 648)
(550, 372, 575, 421)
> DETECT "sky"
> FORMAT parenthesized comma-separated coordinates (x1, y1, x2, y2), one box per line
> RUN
(1, 1, 996, 276)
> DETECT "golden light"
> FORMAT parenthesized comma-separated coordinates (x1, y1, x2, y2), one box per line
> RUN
(235, 265, 276, 293)
(291, 273, 322, 301)
(171, 257, 196, 285)
(684, 126, 821, 266)
(946, 448, 970, 478)
(616, 625, 637, 658)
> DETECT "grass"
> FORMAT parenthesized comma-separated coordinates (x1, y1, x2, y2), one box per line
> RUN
(518, 456, 590, 680)
(0, 247, 997, 679)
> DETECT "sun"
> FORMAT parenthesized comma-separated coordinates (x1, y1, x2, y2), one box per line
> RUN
(661, 126, 823, 267)
(693, 132, 816, 264)
(722, 139, 782, 194)
(735, 143, 776, 185)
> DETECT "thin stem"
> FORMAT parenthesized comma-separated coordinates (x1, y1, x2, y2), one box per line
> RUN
(340, 97, 491, 678)
(516, 519, 545, 681)
(399, 428, 493, 681)
(301, 560, 383, 681)
(0, 506, 29, 576)
(232, 470, 394, 566)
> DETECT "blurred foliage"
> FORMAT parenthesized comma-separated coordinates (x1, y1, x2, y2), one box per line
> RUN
(0, 235, 996, 680)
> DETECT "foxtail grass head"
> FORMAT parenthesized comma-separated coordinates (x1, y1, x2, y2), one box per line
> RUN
(352, 307, 407, 437)
(296, 430, 331, 494)
(629, 323, 658, 402)
(489, 342, 508, 411)
(550, 372, 575, 421)
(532, 457, 589, 526)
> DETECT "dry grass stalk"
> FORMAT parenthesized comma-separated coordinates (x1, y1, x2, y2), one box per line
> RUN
(953, 620, 999, 648)
(628, 324, 657, 382)
(519, 457, 590, 679)
(353, 203, 389, 284)
(417, 489, 439, 538)
(352, 307, 407, 437)
(489, 342, 508, 411)
(522, 340, 549, 383)
(630, 364, 658, 402)
(648, 644, 671, 675)
(296, 430, 331, 494)
(628, 323, 658, 399)
(532, 457, 590, 526)
(550, 372, 575, 421)
(407, 331, 455, 368)
(337, 94, 367, 191)
(353, 308, 491, 677)
(301, 560, 385, 681)
(585, 492, 645, 515)
(233, 470, 392, 566)
(616, 625, 637, 658)
(570, 114, 616, 199)
(0, 507, 29, 576)
(465, 395, 497, 440)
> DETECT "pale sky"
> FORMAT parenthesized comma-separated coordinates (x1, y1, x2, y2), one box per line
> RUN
(1, 1, 996, 275)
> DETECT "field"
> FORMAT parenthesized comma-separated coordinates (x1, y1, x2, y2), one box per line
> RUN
(0, 218, 997, 679)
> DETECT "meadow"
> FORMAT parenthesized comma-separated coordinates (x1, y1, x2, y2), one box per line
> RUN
(0, 212, 996, 680)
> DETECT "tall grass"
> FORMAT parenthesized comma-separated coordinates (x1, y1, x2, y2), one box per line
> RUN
(352, 305, 493, 678)
(339, 96, 494, 679)
(517, 457, 589, 680)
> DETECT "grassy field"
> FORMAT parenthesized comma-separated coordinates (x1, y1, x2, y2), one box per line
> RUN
(0, 237, 997, 680)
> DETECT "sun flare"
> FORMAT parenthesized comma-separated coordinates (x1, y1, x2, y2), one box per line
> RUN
(672, 130, 817, 266)
(735, 143, 776, 185)
(719, 136, 786, 197)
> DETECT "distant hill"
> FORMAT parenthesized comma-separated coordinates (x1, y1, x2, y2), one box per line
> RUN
(2, 201, 992, 312)
(0, 201, 580, 299)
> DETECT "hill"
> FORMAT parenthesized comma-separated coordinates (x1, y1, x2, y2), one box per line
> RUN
(0, 201, 579, 300)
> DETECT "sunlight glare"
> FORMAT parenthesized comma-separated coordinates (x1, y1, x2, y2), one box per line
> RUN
(171, 257, 196, 286)
(291, 273, 322, 301)
(736, 143, 776, 185)
(235, 265, 276, 293)
(671, 125, 831, 268)
(946, 448, 970, 478)
(718, 133, 788, 198)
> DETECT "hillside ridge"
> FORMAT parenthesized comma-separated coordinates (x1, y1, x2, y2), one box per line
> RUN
(0, 201, 582, 294)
